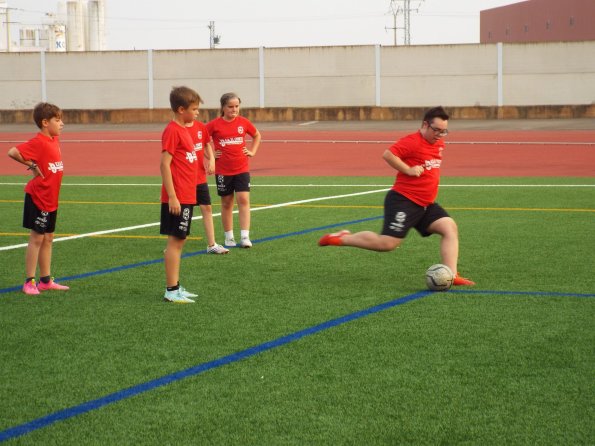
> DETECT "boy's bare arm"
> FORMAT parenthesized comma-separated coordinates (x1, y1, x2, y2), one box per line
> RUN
(204, 141, 215, 175)
(7, 147, 44, 178)
(160, 151, 180, 215)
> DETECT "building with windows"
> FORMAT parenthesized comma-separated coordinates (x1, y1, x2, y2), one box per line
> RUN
(481, 0, 595, 43)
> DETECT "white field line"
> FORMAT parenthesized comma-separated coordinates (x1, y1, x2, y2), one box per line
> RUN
(0, 188, 387, 252)
(1, 183, 594, 187)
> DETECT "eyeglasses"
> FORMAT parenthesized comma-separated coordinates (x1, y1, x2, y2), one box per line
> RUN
(427, 123, 449, 136)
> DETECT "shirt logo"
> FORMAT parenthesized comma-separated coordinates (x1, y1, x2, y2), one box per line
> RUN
(194, 143, 203, 152)
(218, 137, 244, 147)
(238, 126, 244, 135)
(185, 151, 198, 163)
(197, 131, 203, 139)
(48, 161, 64, 173)
(424, 159, 442, 170)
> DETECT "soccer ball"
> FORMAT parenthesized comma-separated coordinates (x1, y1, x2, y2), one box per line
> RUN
(425, 264, 454, 291)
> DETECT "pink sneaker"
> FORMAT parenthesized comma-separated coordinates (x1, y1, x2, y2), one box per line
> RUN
(37, 278, 70, 291)
(23, 280, 40, 295)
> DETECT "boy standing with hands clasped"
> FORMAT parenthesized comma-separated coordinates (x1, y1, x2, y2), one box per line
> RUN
(160, 86, 204, 303)
(7, 102, 70, 295)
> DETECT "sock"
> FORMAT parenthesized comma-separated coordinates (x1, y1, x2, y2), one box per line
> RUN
(241, 230, 249, 239)
(225, 230, 234, 240)
(25, 277, 35, 283)
(166, 285, 180, 292)
(40, 275, 51, 284)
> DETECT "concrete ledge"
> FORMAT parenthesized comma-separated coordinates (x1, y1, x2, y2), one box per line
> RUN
(1, 104, 594, 124)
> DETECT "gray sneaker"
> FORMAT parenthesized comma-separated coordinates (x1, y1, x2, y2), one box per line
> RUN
(239, 237, 252, 248)
(164, 288, 195, 303)
(179, 286, 198, 298)
(224, 237, 237, 247)
(207, 243, 230, 254)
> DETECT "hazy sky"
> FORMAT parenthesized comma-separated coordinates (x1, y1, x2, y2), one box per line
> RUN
(8, 0, 522, 50)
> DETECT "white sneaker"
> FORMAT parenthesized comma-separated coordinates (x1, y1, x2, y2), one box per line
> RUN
(224, 237, 237, 247)
(207, 243, 230, 254)
(239, 237, 252, 248)
(164, 288, 195, 303)
(179, 286, 198, 298)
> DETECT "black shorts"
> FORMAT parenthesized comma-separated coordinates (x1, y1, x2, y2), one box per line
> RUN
(160, 203, 194, 239)
(381, 190, 449, 239)
(196, 183, 212, 206)
(23, 193, 57, 234)
(216, 172, 250, 196)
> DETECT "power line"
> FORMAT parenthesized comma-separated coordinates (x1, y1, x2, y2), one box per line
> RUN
(386, 0, 424, 45)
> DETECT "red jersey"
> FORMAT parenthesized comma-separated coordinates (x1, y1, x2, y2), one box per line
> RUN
(160, 121, 198, 204)
(206, 116, 257, 176)
(185, 120, 211, 185)
(17, 132, 64, 212)
(389, 131, 445, 207)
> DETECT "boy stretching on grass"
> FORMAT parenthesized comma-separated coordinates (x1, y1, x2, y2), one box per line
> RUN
(160, 86, 204, 303)
(7, 102, 70, 295)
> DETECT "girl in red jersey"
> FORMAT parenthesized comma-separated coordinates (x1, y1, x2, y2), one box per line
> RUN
(207, 93, 262, 248)
(7, 103, 70, 295)
(318, 106, 475, 286)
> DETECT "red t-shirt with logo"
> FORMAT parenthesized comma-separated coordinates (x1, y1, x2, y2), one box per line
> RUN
(160, 121, 199, 204)
(206, 116, 257, 176)
(185, 120, 211, 185)
(389, 131, 444, 207)
(17, 133, 64, 212)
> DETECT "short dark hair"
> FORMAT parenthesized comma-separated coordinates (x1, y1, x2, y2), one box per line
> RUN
(423, 106, 449, 123)
(33, 102, 62, 129)
(169, 86, 202, 112)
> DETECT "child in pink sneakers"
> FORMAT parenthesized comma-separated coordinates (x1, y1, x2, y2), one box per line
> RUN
(7, 102, 70, 295)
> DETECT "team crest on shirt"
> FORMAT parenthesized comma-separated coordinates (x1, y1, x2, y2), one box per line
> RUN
(237, 126, 244, 135)
(197, 131, 203, 139)
(185, 151, 198, 163)
(48, 161, 64, 173)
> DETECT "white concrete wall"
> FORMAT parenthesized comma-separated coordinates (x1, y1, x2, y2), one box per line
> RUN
(0, 41, 593, 110)
(0, 53, 41, 109)
(44, 51, 149, 109)
(264, 46, 376, 107)
(502, 41, 595, 106)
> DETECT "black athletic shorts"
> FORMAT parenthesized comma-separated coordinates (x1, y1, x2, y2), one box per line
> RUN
(215, 172, 250, 196)
(381, 190, 449, 239)
(23, 193, 57, 234)
(196, 183, 212, 206)
(160, 203, 194, 239)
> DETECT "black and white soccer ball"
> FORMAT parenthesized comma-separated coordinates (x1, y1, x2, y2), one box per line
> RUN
(425, 264, 454, 291)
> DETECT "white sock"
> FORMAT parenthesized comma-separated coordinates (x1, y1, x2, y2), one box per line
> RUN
(225, 230, 234, 240)
(241, 230, 250, 239)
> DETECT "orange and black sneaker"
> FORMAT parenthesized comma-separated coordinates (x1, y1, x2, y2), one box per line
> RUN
(318, 230, 351, 247)
(453, 273, 475, 286)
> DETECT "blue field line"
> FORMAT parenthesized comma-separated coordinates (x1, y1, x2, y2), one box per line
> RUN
(0, 290, 429, 443)
(0, 216, 382, 295)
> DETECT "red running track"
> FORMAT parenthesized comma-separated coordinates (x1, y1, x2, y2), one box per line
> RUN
(1, 130, 594, 177)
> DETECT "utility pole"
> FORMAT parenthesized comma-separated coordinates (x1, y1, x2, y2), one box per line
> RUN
(387, 0, 424, 46)
(208, 21, 220, 49)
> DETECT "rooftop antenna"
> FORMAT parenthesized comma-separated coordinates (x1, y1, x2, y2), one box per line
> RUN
(208, 21, 220, 49)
